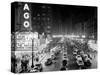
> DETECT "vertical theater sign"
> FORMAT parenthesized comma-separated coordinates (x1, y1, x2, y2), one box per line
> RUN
(15, 3, 34, 51)
(23, 4, 30, 28)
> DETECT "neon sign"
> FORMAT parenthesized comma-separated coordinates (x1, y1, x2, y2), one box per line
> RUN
(16, 32, 33, 50)
(23, 4, 30, 28)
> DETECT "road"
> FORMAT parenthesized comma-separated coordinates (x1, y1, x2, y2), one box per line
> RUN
(39, 38, 97, 71)
(15, 37, 97, 73)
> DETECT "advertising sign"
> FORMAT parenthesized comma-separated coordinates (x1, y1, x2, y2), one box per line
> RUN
(15, 32, 33, 51)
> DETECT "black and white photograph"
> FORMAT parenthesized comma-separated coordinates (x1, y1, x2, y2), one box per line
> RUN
(11, 1, 97, 73)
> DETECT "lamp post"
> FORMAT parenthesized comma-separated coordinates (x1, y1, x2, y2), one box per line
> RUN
(31, 39, 34, 68)
(31, 32, 38, 68)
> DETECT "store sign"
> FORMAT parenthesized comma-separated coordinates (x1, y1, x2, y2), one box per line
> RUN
(23, 4, 30, 28)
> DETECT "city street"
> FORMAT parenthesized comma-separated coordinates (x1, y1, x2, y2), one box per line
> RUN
(11, 2, 97, 73)
(13, 37, 97, 73)
(30, 37, 97, 72)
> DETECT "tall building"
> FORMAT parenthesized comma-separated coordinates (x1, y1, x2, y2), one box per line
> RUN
(31, 4, 53, 37)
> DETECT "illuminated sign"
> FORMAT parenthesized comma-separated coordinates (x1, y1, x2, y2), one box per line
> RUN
(16, 32, 33, 51)
(15, 32, 39, 51)
(23, 4, 30, 28)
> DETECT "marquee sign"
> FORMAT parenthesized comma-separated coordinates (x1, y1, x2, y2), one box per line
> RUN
(15, 32, 33, 51)
(15, 32, 39, 51)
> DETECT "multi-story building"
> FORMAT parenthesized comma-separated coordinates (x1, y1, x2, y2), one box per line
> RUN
(11, 2, 53, 51)
(31, 4, 53, 37)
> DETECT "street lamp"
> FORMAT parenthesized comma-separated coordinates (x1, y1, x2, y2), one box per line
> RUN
(31, 32, 38, 68)
(31, 39, 34, 68)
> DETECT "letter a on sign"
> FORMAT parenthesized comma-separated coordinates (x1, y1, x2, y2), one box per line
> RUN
(23, 4, 29, 11)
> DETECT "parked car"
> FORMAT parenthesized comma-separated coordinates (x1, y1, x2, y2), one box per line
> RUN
(30, 63, 43, 72)
(75, 55, 82, 60)
(51, 55, 57, 60)
(82, 55, 92, 68)
(30, 67, 39, 72)
(76, 59, 84, 66)
(63, 54, 67, 57)
(45, 58, 53, 66)
(35, 63, 43, 72)
(84, 59, 92, 68)
(63, 53, 68, 61)
(73, 50, 77, 55)
(79, 50, 84, 55)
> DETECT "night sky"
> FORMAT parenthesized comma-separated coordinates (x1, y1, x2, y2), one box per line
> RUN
(51, 4, 97, 35)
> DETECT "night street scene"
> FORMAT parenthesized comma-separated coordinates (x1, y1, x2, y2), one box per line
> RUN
(11, 2, 97, 73)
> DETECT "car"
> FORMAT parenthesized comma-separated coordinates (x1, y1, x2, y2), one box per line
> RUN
(87, 54, 92, 59)
(63, 53, 67, 56)
(35, 63, 43, 72)
(79, 50, 84, 55)
(76, 55, 82, 60)
(84, 59, 92, 67)
(63, 56, 68, 60)
(63, 53, 67, 57)
(64, 56, 67, 58)
(73, 50, 77, 55)
(30, 63, 43, 72)
(51, 55, 57, 60)
(63, 53, 68, 59)
(81, 54, 88, 59)
(76, 59, 84, 66)
(54, 51, 59, 56)
(45, 58, 53, 66)
(30, 67, 39, 72)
